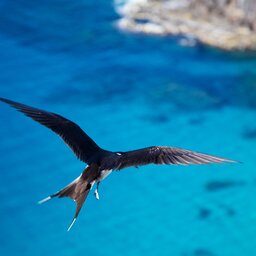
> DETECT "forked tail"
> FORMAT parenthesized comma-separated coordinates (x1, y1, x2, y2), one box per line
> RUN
(38, 167, 96, 231)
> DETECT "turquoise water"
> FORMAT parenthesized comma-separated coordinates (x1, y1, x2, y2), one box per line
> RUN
(0, 1, 256, 256)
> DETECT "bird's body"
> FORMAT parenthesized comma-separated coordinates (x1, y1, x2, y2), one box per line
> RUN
(97, 169, 113, 181)
(0, 97, 237, 230)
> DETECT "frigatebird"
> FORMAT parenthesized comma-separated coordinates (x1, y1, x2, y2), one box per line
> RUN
(0, 97, 236, 230)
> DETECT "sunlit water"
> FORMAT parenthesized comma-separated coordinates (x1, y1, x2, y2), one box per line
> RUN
(0, 1, 256, 256)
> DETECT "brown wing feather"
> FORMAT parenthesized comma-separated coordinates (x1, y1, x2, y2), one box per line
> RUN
(115, 146, 236, 170)
(0, 97, 103, 164)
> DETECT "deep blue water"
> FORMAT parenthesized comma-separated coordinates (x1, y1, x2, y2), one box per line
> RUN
(0, 1, 256, 256)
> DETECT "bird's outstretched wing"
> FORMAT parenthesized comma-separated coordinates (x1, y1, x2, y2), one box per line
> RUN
(0, 97, 103, 164)
(114, 146, 236, 170)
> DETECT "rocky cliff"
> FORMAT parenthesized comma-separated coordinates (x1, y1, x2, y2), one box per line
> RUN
(116, 0, 256, 50)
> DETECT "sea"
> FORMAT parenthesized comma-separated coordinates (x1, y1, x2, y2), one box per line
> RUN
(0, 1, 256, 256)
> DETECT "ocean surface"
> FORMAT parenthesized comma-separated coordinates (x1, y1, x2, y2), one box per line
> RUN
(0, 1, 256, 256)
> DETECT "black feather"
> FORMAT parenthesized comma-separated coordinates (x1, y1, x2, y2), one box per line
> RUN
(0, 97, 104, 164)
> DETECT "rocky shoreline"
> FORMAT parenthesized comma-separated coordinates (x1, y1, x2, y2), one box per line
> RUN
(116, 0, 256, 50)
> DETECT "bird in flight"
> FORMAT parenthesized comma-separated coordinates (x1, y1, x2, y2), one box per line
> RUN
(0, 98, 236, 230)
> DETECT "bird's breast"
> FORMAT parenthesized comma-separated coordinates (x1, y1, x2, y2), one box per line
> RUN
(97, 169, 112, 181)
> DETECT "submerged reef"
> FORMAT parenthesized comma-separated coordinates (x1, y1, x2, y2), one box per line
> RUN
(148, 83, 225, 111)
(231, 73, 256, 108)
(117, 0, 256, 50)
(147, 76, 256, 112)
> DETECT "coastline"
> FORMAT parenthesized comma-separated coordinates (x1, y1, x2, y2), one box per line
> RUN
(115, 0, 256, 51)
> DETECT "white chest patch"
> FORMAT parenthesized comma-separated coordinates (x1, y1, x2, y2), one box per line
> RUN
(98, 169, 112, 181)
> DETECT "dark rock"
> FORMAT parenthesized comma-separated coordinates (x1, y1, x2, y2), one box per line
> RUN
(225, 207, 236, 217)
(205, 180, 246, 192)
(189, 117, 206, 125)
(141, 114, 169, 124)
(198, 208, 211, 220)
(219, 204, 236, 217)
(193, 248, 216, 256)
(181, 249, 216, 256)
(242, 128, 256, 139)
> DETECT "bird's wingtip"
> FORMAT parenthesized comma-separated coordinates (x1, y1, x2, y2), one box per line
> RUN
(38, 196, 52, 205)
(223, 158, 241, 164)
(67, 218, 77, 232)
(0, 97, 12, 104)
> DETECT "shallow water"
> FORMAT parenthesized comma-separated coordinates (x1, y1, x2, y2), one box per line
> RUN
(0, 1, 256, 256)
